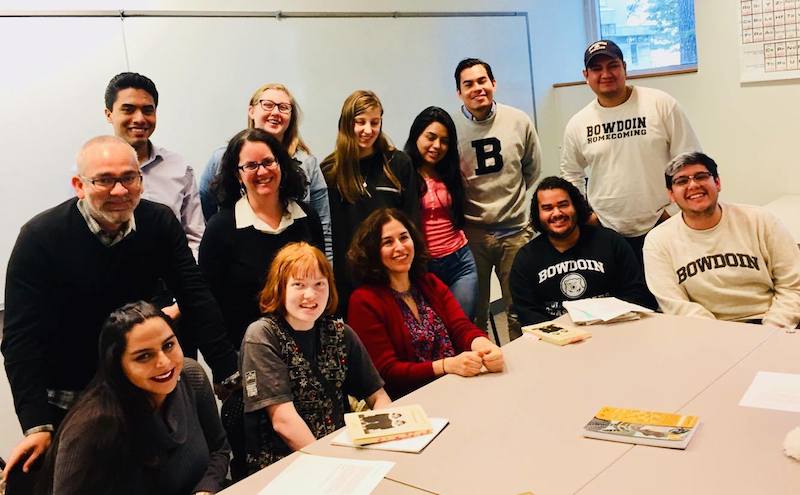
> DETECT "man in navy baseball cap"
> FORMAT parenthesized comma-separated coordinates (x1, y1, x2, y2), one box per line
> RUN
(584, 39, 625, 67)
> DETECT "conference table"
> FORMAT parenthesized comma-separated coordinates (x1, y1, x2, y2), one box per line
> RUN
(227, 314, 800, 494)
(217, 450, 431, 494)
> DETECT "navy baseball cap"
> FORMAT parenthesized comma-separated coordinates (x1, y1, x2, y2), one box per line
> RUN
(584, 40, 624, 67)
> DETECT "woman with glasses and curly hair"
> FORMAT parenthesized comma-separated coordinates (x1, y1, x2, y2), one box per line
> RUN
(198, 128, 324, 479)
(321, 90, 419, 316)
(199, 83, 331, 260)
(346, 208, 503, 399)
(199, 128, 324, 349)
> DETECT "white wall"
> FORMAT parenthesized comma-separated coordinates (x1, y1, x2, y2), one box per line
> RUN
(548, 0, 800, 205)
(0, 0, 587, 456)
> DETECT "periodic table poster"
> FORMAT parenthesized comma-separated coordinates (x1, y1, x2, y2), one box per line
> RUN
(740, 0, 800, 82)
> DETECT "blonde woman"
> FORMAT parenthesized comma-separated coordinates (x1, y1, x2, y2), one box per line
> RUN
(321, 90, 419, 314)
(200, 83, 331, 260)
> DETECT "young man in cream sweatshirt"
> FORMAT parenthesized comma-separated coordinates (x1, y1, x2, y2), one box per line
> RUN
(643, 152, 800, 329)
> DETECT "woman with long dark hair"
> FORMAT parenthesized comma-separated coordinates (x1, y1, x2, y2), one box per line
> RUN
(404, 106, 477, 319)
(38, 301, 229, 495)
(347, 208, 503, 399)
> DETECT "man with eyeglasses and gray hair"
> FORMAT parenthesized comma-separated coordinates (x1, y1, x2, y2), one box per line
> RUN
(643, 151, 800, 329)
(1, 136, 238, 490)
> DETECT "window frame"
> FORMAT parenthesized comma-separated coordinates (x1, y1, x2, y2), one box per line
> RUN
(581, 0, 698, 78)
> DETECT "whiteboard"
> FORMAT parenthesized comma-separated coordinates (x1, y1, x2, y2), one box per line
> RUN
(0, 13, 534, 306)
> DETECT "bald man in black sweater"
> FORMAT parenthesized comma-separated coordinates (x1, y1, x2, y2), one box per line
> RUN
(1, 136, 237, 488)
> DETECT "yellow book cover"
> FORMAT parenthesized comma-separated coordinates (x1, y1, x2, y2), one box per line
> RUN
(583, 406, 700, 449)
(344, 405, 432, 446)
(595, 407, 699, 428)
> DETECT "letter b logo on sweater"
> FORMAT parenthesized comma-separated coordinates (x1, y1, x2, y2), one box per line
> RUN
(471, 137, 503, 175)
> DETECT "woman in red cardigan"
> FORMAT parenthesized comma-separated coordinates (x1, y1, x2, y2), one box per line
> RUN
(347, 208, 504, 398)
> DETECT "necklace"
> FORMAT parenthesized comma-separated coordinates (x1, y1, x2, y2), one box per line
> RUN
(391, 286, 414, 298)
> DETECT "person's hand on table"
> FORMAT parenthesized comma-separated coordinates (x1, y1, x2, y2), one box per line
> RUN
(444, 351, 483, 377)
(471, 337, 504, 372)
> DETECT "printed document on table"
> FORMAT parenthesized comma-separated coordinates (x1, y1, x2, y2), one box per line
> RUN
(563, 297, 653, 325)
(259, 454, 394, 495)
(739, 371, 800, 413)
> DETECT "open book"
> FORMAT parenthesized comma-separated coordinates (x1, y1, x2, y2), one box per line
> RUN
(582, 406, 700, 449)
(563, 297, 653, 325)
(343, 404, 432, 446)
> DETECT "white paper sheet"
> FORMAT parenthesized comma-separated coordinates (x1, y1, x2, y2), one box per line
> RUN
(331, 417, 449, 453)
(739, 371, 800, 413)
(259, 454, 394, 495)
(563, 297, 653, 325)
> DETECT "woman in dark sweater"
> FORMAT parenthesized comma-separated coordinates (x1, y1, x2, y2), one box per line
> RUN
(199, 128, 323, 480)
(320, 90, 419, 317)
(199, 128, 324, 348)
(38, 301, 229, 495)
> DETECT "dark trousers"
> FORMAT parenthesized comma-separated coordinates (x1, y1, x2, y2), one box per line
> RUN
(623, 233, 659, 310)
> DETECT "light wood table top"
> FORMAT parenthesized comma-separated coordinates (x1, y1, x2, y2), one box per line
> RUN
(303, 314, 786, 495)
(577, 327, 800, 495)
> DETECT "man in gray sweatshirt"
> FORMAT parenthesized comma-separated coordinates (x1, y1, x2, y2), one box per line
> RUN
(454, 58, 542, 340)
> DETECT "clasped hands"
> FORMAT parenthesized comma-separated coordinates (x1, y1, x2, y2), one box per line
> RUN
(444, 336, 504, 377)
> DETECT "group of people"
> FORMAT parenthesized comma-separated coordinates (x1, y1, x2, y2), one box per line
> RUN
(1, 38, 798, 494)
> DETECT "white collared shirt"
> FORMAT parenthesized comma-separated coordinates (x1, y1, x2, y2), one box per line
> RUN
(234, 196, 307, 234)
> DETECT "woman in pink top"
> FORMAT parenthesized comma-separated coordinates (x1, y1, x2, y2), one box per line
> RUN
(404, 107, 477, 319)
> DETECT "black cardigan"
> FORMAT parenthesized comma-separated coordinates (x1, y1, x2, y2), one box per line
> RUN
(198, 201, 324, 348)
(2, 198, 237, 431)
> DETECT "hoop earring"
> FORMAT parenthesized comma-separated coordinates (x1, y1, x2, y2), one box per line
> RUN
(239, 182, 247, 198)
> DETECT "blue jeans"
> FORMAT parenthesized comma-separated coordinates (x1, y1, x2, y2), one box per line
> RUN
(428, 244, 478, 321)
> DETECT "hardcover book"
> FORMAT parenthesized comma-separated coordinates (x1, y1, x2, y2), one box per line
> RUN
(344, 405, 433, 446)
(582, 406, 700, 449)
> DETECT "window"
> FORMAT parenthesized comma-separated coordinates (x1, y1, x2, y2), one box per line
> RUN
(588, 0, 698, 73)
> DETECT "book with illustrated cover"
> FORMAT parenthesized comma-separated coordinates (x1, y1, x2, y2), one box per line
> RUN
(522, 321, 591, 345)
(333, 417, 449, 453)
(582, 406, 700, 449)
(344, 405, 432, 446)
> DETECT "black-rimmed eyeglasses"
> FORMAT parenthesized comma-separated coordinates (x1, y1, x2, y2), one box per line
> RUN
(80, 173, 142, 191)
(238, 159, 279, 173)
